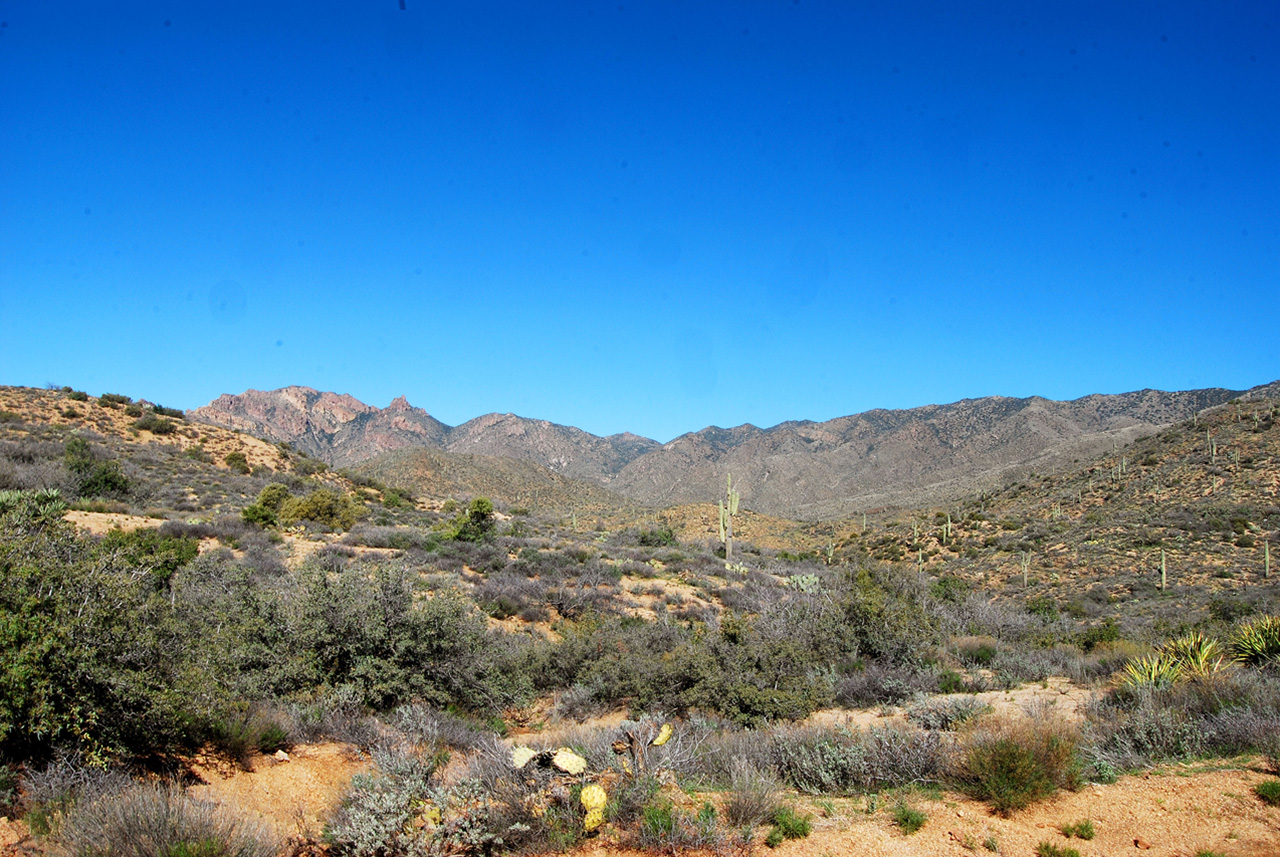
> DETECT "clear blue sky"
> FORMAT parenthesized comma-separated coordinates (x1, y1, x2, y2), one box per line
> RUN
(2, 1, 1277, 442)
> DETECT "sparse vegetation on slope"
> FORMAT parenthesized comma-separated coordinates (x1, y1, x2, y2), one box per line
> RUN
(2, 383, 1279, 856)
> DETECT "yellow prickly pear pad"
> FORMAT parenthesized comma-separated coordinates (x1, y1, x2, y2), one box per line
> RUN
(552, 747, 588, 774)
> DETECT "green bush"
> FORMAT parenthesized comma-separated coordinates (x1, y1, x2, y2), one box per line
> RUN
(1036, 843, 1080, 857)
(770, 805, 811, 840)
(278, 488, 364, 531)
(224, 452, 251, 474)
(638, 526, 678, 547)
(0, 504, 205, 760)
(1060, 818, 1095, 839)
(65, 437, 130, 499)
(892, 802, 927, 834)
(449, 497, 495, 542)
(291, 456, 328, 476)
(99, 393, 132, 405)
(67, 390, 88, 401)
(1255, 779, 1280, 806)
(956, 716, 1082, 814)
(97, 528, 199, 590)
(133, 414, 177, 435)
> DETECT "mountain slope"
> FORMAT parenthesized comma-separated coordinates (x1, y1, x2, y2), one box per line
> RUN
(352, 447, 641, 519)
(191, 387, 658, 477)
(616, 386, 1265, 518)
(192, 381, 1279, 520)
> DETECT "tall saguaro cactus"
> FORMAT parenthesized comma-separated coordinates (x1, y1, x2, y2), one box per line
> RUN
(718, 474, 740, 561)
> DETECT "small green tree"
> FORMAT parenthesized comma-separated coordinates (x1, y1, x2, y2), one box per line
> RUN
(452, 497, 495, 542)
(241, 482, 292, 527)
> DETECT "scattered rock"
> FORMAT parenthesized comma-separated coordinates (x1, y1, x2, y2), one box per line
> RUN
(274, 749, 290, 762)
(1135, 837, 1152, 849)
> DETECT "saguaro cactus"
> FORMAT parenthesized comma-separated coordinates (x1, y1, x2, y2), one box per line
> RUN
(718, 473, 740, 561)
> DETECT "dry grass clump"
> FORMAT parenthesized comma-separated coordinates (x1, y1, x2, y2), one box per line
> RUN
(952, 713, 1082, 815)
(721, 759, 780, 826)
(55, 782, 275, 857)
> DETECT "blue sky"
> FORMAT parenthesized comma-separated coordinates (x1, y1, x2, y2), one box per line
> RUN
(2, 1, 1277, 442)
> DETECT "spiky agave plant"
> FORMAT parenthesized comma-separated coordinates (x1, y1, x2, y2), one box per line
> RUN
(1120, 652, 1183, 691)
(1230, 616, 1280, 666)
(1162, 631, 1226, 677)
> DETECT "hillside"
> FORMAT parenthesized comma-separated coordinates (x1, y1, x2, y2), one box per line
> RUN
(4, 381, 1280, 857)
(352, 446, 642, 521)
(191, 381, 1279, 519)
(801, 394, 1280, 632)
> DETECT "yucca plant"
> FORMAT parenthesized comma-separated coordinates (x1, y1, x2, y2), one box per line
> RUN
(1120, 652, 1183, 691)
(1231, 616, 1280, 666)
(1163, 631, 1226, 677)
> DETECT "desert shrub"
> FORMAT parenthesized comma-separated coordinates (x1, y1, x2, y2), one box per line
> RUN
(224, 451, 251, 474)
(768, 804, 811, 841)
(892, 801, 927, 834)
(907, 696, 992, 731)
(288, 565, 525, 711)
(476, 571, 543, 620)
(278, 488, 364, 531)
(343, 524, 437, 550)
(662, 607, 840, 726)
(771, 723, 941, 794)
(55, 782, 275, 857)
(20, 752, 131, 835)
(1087, 689, 1206, 771)
(0, 504, 208, 760)
(636, 798, 722, 852)
(152, 405, 185, 419)
(989, 645, 1088, 687)
(241, 482, 292, 527)
(97, 527, 199, 590)
(65, 437, 130, 499)
(835, 662, 939, 707)
(387, 704, 488, 753)
(206, 704, 290, 766)
(133, 413, 177, 435)
(99, 393, 131, 405)
(637, 526, 678, 547)
(1255, 779, 1280, 806)
(954, 715, 1082, 814)
(837, 565, 942, 662)
(722, 759, 779, 826)
(325, 745, 445, 856)
(67, 390, 88, 401)
(1060, 818, 1095, 839)
(955, 635, 1000, 666)
(290, 455, 328, 476)
(0, 763, 17, 815)
(281, 689, 378, 747)
(1035, 844, 1080, 857)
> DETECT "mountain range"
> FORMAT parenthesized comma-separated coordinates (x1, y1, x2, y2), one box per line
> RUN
(190, 380, 1280, 519)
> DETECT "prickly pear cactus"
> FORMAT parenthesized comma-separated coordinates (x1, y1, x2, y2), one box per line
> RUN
(580, 784, 607, 831)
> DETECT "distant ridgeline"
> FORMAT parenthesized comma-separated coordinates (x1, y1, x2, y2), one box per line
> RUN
(191, 381, 1280, 519)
